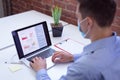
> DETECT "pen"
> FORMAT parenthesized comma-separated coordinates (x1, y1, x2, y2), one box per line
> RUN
(59, 39, 69, 44)
(4, 61, 22, 64)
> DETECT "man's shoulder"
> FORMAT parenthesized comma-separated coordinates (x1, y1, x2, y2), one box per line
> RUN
(117, 36, 120, 41)
(115, 36, 120, 46)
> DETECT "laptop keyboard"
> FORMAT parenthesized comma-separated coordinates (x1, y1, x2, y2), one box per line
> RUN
(27, 48, 55, 62)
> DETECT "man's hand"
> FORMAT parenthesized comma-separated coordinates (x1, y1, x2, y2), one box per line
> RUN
(52, 51, 74, 63)
(30, 57, 46, 72)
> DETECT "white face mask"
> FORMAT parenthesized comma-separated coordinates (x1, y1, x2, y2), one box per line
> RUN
(78, 18, 90, 38)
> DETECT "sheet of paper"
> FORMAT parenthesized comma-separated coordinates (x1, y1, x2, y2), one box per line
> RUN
(55, 39, 85, 54)
(8, 64, 22, 72)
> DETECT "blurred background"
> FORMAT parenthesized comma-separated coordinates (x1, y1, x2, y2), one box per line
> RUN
(0, 0, 120, 35)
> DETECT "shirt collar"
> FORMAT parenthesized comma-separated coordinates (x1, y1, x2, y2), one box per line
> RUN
(83, 32, 117, 53)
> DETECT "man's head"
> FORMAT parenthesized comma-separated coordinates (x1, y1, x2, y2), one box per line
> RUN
(77, 0, 116, 27)
(76, 0, 116, 41)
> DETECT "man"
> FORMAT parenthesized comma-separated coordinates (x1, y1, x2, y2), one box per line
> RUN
(30, 0, 120, 80)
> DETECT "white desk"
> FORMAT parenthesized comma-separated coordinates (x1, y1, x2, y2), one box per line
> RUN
(0, 24, 90, 80)
(48, 24, 90, 79)
(0, 10, 68, 50)
(0, 10, 90, 80)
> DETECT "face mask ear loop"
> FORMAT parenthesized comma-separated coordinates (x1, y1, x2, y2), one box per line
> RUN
(78, 18, 87, 32)
(80, 18, 87, 24)
(84, 26, 91, 38)
(78, 18, 89, 38)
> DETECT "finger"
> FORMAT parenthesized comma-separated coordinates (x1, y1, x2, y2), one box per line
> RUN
(30, 61, 34, 67)
(32, 58, 36, 63)
(32, 57, 39, 63)
(35, 57, 39, 60)
(39, 57, 43, 61)
(43, 58, 46, 63)
(52, 53, 61, 62)
(54, 58, 61, 63)
(52, 51, 62, 57)
(54, 58, 65, 63)
(53, 51, 62, 55)
(42, 58, 46, 60)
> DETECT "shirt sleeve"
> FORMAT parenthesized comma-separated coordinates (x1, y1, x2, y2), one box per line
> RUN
(36, 54, 104, 80)
(35, 54, 81, 80)
(73, 54, 82, 61)
(36, 69, 51, 80)
(36, 63, 104, 80)
(59, 62, 104, 80)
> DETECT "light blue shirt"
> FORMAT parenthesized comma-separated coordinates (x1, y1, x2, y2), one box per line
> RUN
(36, 33, 120, 80)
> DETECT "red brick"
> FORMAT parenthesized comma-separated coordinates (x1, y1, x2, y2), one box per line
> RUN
(62, 10, 70, 17)
(112, 25, 120, 31)
(116, 0, 120, 8)
(11, 0, 32, 14)
(32, 6, 45, 13)
(31, 1, 45, 8)
(44, 4, 52, 11)
(61, 15, 77, 25)
(61, 15, 70, 23)
(111, 25, 120, 35)
(62, 0, 77, 5)
(44, 10, 52, 16)
(54, 0, 66, 9)
(66, 4, 77, 12)
(113, 17, 120, 26)
(62, 9, 76, 19)
(69, 0, 77, 5)
(11, 7, 20, 14)
(10, 0, 120, 32)
(42, 0, 53, 5)
(69, 18, 77, 26)
(115, 8, 120, 17)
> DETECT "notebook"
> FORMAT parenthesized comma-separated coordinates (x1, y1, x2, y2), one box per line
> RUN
(12, 21, 55, 69)
(54, 38, 85, 54)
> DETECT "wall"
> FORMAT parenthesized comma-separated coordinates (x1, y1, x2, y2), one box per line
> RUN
(112, 0, 120, 35)
(11, 0, 120, 35)
(0, 0, 4, 17)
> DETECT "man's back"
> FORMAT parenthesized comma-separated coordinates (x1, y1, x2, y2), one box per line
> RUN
(72, 35, 120, 80)
(101, 36, 120, 80)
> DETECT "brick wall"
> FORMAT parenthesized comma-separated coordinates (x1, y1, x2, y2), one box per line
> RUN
(112, 0, 120, 35)
(11, 0, 120, 35)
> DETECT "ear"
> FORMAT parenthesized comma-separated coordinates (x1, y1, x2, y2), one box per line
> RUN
(86, 17, 93, 29)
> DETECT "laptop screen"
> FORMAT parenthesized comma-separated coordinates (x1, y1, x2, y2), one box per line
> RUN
(12, 21, 51, 59)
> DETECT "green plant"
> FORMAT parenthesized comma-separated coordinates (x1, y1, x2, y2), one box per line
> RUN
(51, 6, 62, 26)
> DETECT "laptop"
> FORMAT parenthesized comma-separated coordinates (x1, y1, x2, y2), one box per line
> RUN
(12, 21, 55, 69)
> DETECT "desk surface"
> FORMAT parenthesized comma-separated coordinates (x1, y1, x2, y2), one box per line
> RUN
(0, 24, 90, 80)
(0, 10, 90, 80)
(0, 10, 68, 50)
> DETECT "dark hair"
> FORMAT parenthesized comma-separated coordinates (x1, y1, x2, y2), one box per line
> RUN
(77, 0, 116, 27)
